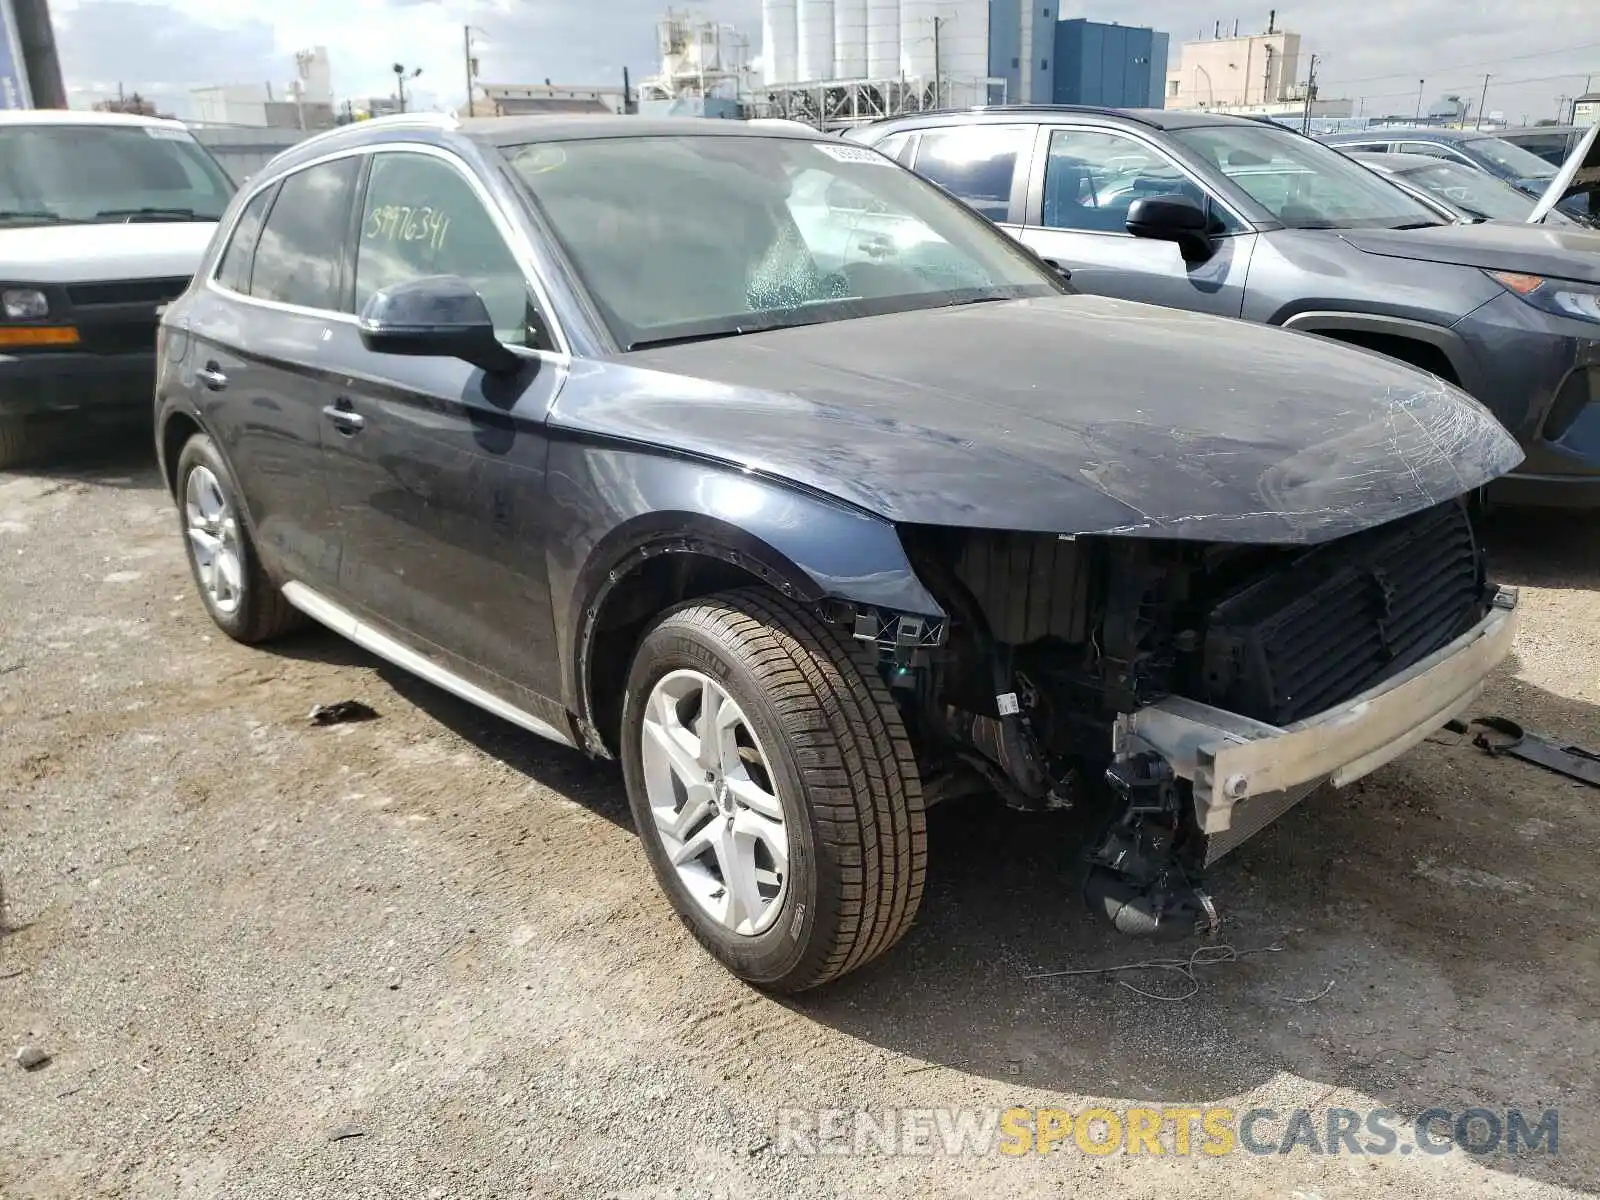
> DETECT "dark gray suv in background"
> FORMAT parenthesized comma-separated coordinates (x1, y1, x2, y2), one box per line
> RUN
(847, 106, 1600, 507)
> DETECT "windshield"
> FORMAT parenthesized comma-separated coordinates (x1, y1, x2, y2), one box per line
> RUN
(0, 124, 235, 228)
(504, 134, 1063, 349)
(1462, 135, 1559, 181)
(1393, 159, 1537, 221)
(1171, 123, 1447, 230)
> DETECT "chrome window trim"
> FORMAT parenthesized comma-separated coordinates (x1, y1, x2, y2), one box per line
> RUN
(204, 141, 572, 362)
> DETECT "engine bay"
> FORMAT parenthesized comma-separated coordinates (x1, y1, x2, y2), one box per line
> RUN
(862, 499, 1494, 938)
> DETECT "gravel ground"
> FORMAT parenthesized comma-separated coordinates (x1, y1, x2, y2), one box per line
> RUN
(1, 446, 1597, 1199)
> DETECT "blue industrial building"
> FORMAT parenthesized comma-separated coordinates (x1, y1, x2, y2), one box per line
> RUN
(988, 5, 1169, 108)
(1053, 19, 1168, 107)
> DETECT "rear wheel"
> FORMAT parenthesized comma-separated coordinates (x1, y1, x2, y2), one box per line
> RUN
(621, 588, 926, 992)
(175, 433, 303, 643)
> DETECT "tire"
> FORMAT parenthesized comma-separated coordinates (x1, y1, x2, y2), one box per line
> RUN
(621, 587, 927, 992)
(174, 432, 303, 643)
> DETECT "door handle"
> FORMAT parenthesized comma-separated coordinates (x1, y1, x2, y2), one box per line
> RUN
(1041, 258, 1074, 280)
(196, 363, 228, 390)
(322, 402, 365, 434)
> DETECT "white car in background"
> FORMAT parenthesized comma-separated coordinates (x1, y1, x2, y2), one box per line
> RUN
(0, 109, 236, 466)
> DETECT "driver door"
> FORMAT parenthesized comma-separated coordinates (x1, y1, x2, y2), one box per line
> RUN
(1016, 125, 1257, 318)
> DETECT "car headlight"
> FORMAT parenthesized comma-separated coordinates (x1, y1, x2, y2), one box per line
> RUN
(1487, 271, 1600, 324)
(1, 288, 49, 320)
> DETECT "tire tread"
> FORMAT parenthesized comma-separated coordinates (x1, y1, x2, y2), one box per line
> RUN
(661, 588, 927, 991)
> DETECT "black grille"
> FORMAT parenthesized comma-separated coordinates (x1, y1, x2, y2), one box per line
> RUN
(66, 277, 190, 307)
(1200, 502, 1485, 726)
(74, 320, 159, 354)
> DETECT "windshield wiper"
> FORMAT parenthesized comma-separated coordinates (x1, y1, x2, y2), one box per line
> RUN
(95, 206, 204, 222)
(1391, 221, 1446, 230)
(0, 208, 70, 223)
(628, 328, 756, 351)
(943, 294, 1015, 308)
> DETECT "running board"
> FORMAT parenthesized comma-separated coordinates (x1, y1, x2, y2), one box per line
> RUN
(280, 581, 576, 749)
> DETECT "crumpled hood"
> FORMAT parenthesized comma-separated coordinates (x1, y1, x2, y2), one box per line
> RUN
(0, 222, 215, 283)
(554, 294, 1522, 545)
(1340, 220, 1600, 283)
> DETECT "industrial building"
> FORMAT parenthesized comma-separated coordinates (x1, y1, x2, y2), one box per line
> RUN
(755, 2, 1170, 128)
(470, 83, 630, 117)
(189, 47, 337, 129)
(638, 9, 753, 118)
(1164, 14, 1352, 120)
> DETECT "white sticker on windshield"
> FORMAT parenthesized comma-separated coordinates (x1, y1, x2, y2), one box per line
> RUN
(815, 143, 895, 166)
(144, 125, 194, 141)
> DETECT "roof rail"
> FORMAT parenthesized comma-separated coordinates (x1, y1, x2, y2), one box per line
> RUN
(289, 110, 459, 154)
(855, 103, 1159, 128)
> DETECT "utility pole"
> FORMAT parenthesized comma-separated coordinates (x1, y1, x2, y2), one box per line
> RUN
(463, 27, 474, 116)
(932, 15, 943, 110)
(1301, 54, 1319, 135)
(1475, 73, 1491, 129)
(1415, 78, 1425, 121)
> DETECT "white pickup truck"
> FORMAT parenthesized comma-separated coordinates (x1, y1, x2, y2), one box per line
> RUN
(0, 109, 235, 466)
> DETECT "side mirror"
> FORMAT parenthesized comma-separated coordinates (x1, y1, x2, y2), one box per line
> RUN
(357, 275, 520, 375)
(1126, 195, 1214, 261)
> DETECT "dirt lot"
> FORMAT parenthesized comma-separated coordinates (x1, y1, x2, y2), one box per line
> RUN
(1, 447, 1597, 1199)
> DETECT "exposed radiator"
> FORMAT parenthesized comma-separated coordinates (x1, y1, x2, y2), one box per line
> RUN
(1200, 502, 1484, 727)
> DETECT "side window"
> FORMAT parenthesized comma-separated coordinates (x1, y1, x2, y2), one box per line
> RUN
(213, 186, 274, 295)
(250, 157, 360, 311)
(1040, 128, 1211, 233)
(355, 151, 535, 347)
(871, 131, 913, 165)
(913, 125, 1030, 221)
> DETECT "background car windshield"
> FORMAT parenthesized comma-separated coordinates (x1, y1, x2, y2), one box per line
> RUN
(1465, 135, 1559, 180)
(0, 124, 236, 226)
(504, 134, 1061, 348)
(1172, 124, 1446, 230)
(1397, 160, 1536, 221)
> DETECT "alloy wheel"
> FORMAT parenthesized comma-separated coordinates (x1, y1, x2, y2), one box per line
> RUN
(639, 668, 789, 936)
(184, 464, 244, 616)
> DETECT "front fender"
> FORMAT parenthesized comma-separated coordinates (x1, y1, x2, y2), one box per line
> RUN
(546, 440, 945, 726)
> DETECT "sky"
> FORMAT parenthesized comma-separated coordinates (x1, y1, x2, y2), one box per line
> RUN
(48, 0, 1600, 125)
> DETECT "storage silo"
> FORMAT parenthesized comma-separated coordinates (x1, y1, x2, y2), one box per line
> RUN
(762, 0, 799, 84)
(936, 0, 990, 93)
(865, 0, 899, 79)
(834, 0, 868, 78)
(898, 0, 938, 79)
(796, 0, 836, 81)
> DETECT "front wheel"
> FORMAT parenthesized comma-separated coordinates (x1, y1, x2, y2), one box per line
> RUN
(621, 588, 927, 992)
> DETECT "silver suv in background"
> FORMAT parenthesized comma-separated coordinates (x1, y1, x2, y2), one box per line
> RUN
(846, 106, 1600, 508)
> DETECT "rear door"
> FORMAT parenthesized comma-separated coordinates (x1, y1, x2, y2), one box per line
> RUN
(1015, 125, 1257, 317)
(320, 146, 565, 706)
(183, 156, 360, 588)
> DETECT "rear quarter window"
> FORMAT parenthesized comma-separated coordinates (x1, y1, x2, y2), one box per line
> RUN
(913, 125, 1032, 221)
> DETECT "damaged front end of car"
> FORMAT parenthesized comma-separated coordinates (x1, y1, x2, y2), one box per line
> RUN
(841, 499, 1519, 940)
